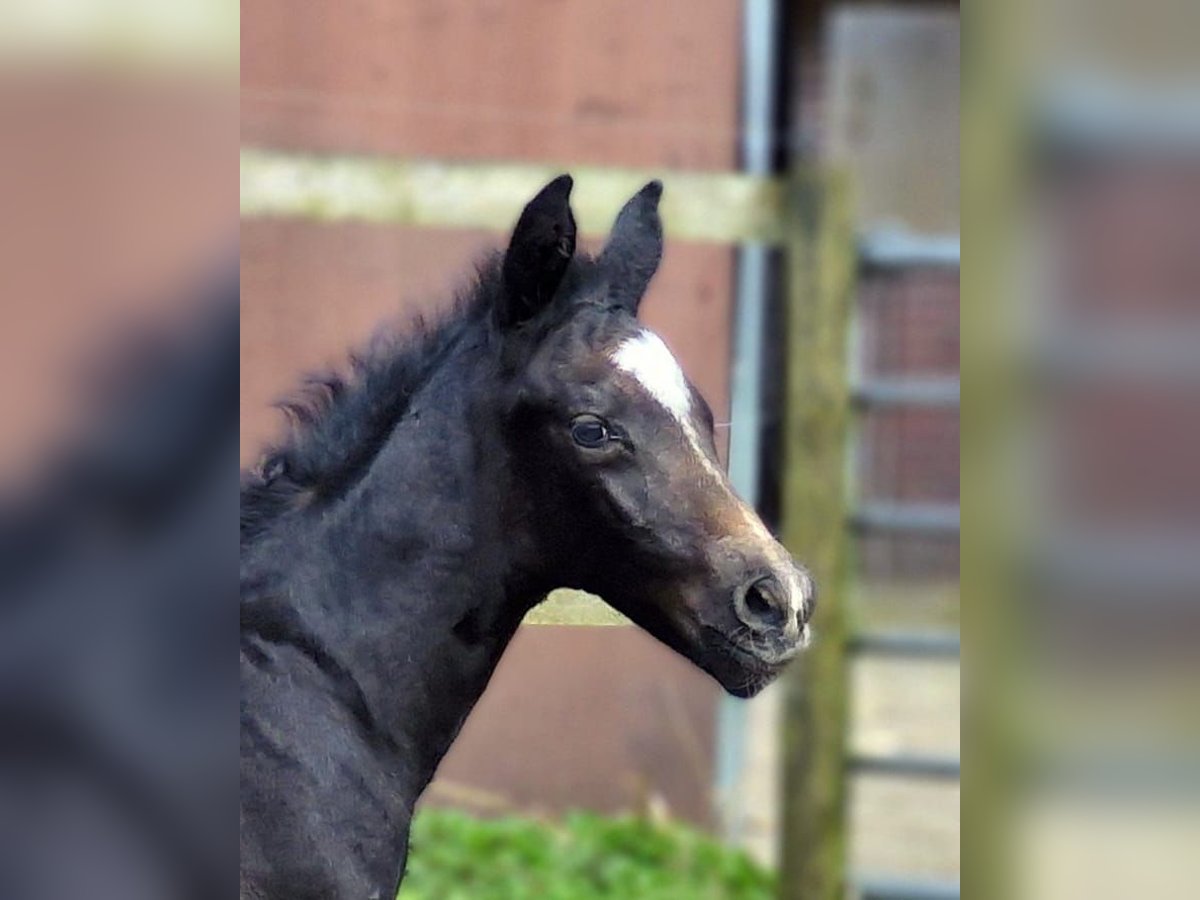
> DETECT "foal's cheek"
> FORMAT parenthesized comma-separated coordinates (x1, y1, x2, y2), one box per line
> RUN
(595, 468, 651, 530)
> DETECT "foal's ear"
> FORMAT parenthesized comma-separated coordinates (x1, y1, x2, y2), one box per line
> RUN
(499, 174, 577, 328)
(599, 180, 664, 316)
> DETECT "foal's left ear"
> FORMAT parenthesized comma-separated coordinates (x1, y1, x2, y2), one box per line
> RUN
(499, 174, 577, 328)
(599, 180, 664, 316)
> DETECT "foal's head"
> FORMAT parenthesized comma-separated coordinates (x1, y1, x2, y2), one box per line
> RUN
(493, 176, 813, 697)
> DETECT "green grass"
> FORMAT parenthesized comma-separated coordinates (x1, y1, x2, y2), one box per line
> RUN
(397, 809, 776, 900)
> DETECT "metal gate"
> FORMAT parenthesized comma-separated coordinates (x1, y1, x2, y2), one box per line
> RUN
(848, 230, 960, 900)
(777, 173, 960, 900)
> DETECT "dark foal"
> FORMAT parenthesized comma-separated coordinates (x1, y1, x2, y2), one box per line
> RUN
(239, 177, 813, 899)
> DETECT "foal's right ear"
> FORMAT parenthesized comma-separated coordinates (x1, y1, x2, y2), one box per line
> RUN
(499, 174, 577, 328)
(598, 180, 663, 316)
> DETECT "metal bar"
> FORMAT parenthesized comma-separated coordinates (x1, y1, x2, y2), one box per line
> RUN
(849, 753, 961, 780)
(849, 632, 960, 659)
(852, 378, 960, 409)
(857, 875, 961, 900)
(1035, 77, 1200, 156)
(716, 0, 783, 854)
(850, 503, 960, 535)
(1035, 326, 1200, 384)
(240, 148, 786, 244)
(858, 228, 960, 269)
(740, 0, 779, 176)
(1031, 530, 1200, 593)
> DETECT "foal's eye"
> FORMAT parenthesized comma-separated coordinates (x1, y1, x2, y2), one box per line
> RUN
(570, 415, 611, 449)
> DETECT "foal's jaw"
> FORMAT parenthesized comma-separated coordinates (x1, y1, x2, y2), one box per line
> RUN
(558, 326, 816, 698)
(666, 537, 814, 698)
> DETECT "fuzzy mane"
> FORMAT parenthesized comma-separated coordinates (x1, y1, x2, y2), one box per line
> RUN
(240, 256, 507, 546)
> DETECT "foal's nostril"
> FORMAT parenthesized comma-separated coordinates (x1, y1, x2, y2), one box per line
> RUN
(743, 582, 776, 622)
(734, 575, 789, 633)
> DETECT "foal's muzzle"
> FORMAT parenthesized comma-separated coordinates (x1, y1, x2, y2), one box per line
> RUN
(731, 566, 813, 662)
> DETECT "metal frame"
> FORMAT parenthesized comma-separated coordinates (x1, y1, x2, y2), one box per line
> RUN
(859, 228, 960, 270)
(848, 227, 961, 899)
(851, 502, 961, 536)
(859, 876, 962, 900)
(850, 753, 961, 780)
(852, 377, 960, 409)
(849, 631, 960, 659)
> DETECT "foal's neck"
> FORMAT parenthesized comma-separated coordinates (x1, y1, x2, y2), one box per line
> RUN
(307, 350, 543, 794)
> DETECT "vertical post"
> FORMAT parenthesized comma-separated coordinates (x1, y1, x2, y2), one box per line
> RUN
(716, 0, 783, 863)
(779, 170, 855, 900)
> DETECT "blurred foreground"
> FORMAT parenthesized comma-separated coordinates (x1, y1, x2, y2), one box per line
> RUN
(967, 0, 1200, 897)
(0, 8, 238, 898)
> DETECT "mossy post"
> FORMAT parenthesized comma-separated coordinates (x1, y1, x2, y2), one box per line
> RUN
(778, 170, 855, 900)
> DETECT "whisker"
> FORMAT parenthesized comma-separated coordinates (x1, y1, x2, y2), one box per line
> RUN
(727, 623, 754, 645)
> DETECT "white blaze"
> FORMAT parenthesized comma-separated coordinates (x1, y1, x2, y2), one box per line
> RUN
(610, 330, 811, 630)
(610, 331, 693, 423)
(610, 331, 722, 485)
